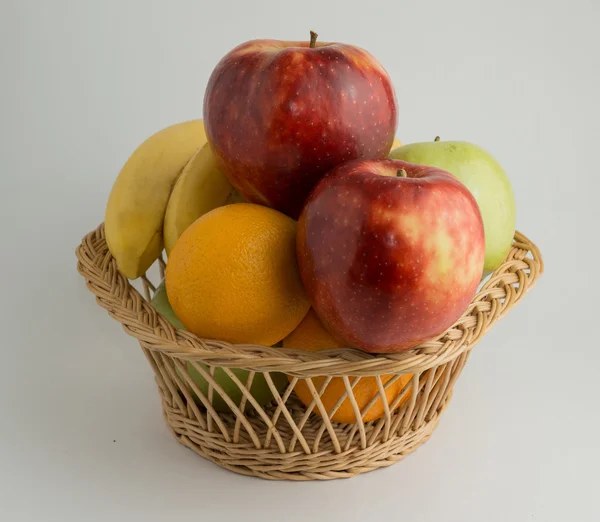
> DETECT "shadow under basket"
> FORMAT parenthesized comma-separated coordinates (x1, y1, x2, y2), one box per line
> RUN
(76, 225, 543, 480)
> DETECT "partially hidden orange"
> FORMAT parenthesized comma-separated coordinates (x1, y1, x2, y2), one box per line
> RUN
(283, 309, 413, 424)
(165, 203, 310, 345)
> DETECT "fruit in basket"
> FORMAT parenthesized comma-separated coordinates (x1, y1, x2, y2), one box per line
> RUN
(391, 138, 403, 150)
(151, 280, 185, 329)
(283, 309, 412, 423)
(105, 119, 207, 279)
(166, 203, 310, 345)
(297, 158, 485, 353)
(163, 143, 244, 255)
(390, 138, 515, 272)
(151, 281, 287, 411)
(203, 32, 398, 218)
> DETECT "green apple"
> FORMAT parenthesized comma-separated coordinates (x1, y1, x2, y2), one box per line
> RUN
(151, 281, 287, 412)
(150, 280, 186, 329)
(390, 139, 516, 272)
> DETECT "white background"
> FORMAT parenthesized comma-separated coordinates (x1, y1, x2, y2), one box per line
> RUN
(1, 0, 599, 520)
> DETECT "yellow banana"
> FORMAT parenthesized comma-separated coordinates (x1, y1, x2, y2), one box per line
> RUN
(391, 137, 403, 151)
(105, 120, 206, 279)
(163, 143, 243, 255)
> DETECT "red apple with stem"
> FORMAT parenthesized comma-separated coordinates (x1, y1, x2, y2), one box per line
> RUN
(203, 31, 398, 219)
(296, 158, 485, 353)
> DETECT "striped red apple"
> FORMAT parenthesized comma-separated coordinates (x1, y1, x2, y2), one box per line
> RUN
(296, 158, 485, 353)
(204, 32, 397, 218)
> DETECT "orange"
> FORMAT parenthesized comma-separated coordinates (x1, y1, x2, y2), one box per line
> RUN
(165, 203, 310, 345)
(283, 309, 413, 424)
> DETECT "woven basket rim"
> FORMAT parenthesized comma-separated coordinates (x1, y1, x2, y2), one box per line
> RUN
(76, 224, 543, 376)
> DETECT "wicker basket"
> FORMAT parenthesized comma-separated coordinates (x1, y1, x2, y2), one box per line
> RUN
(76, 224, 543, 480)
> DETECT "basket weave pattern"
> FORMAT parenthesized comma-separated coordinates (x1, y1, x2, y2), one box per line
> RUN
(76, 224, 543, 480)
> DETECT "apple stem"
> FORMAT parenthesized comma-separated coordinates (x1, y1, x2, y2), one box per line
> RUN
(309, 31, 318, 48)
(434, 136, 440, 142)
(397, 169, 408, 178)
